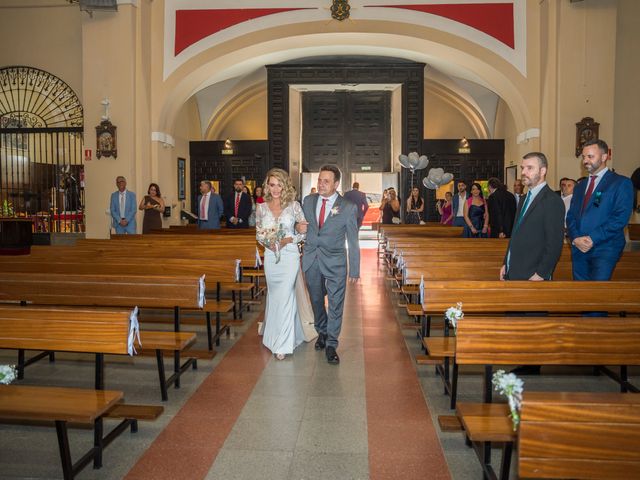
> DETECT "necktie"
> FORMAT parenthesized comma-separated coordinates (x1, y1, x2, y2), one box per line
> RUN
(234, 193, 240, 217)
(318, 198, 328, 228)
(119, 193, 125, 218)
(581, 175, 597, 212)
(200, 194, 207, 219)
(513, 191, 531, 232)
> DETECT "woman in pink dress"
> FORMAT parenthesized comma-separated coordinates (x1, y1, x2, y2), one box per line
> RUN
(437, 191, 454, 225)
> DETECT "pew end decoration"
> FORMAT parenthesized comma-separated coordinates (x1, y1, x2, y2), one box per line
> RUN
(492, 370, 524, 431)
(444, 302, 463, 334)
(0, 365, 17, 384)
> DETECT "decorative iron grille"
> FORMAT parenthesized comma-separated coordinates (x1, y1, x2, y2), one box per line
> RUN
(0, 66, 84, 233)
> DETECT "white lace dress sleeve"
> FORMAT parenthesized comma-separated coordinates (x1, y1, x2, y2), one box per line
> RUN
(255, 203, 269, 247)
(291, 201, 306, 244)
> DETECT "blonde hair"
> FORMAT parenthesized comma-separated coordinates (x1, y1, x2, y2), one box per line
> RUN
(262, 168, 296, 207)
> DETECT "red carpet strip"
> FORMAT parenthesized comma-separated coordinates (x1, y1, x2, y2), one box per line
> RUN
(361, 249, 451, 479)
(124, 314, 270, 480)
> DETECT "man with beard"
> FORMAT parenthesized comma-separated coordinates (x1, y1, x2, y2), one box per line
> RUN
(501, 152, 565, 376)
(500, 152, 565, 281)
(451, 181, 468, 227)
(224, 178, 252, 228)
(567, 139, 634, 280)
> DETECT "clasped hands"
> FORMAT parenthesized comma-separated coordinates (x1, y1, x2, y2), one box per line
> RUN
(572, 236, 593, 253)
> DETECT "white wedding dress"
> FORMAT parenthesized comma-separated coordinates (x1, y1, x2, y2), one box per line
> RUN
(257, 201, 316, 356)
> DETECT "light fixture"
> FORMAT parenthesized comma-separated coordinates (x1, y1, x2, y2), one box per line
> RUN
(460, 137, 469, 148)
(224, 138, 232, 149)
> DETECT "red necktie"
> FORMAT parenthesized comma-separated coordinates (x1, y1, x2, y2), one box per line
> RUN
(234, 193, 240, 217)
(581, 175, 596, 212)
(200, 194, 207, 219)
(318, 198, 328, 228)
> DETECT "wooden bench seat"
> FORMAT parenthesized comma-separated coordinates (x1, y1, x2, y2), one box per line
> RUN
(456, 392, 640, 480)
(0, 302, 199, 401)
(424, 315, 640, 409)
(0, 384, 162, 479)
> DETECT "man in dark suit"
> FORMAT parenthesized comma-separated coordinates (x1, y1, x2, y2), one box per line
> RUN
(487, 177, 517, 238)
(343, 182, 369, 228)
(500, 152, 565, 281)
(513, 179, 525, 208)
(224, 178, 252, 228)
(566, 139, 634, 280)
(501, 152, 565, 376)
(196, 180, 224, 229)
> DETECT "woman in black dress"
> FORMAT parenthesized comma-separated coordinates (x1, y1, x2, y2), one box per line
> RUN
(139, 183, 165, 233)
(380, 188, 401, 224)
(405, 187, 424, 224)
(462, 182, 489, 238)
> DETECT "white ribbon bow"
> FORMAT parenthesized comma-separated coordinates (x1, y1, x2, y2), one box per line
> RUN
(127, 306, 141, 356)
(198, 274, 206, 308)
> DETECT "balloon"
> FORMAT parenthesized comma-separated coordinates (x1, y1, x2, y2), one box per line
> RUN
(428, 168, 444, 184)
(422, 177, 438, 189)
(416, 156, 429, 170)
(441, 172, 454, 184)
(408, 152, 420, 163)
(398, 154, 411, 169)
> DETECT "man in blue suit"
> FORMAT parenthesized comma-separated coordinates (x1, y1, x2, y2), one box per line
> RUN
(196, 180, 224, 229)
(451, 181, 468, 228)
(110, 176, 137, 234)
(566, 139, 634, 280)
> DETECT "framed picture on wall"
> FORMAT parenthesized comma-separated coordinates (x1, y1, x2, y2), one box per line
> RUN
(177, 158, 186, 200)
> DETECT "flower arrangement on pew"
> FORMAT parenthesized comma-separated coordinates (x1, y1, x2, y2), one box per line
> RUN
(445, 302, 464, 335)
(492, 370, 524, 431)
(0, 365, 17, 385)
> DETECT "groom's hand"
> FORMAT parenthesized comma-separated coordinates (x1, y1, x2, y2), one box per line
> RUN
(348, 277, 359, 284)
(296, 221, 308, 234)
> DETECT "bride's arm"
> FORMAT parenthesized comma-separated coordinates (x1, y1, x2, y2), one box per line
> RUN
(291, 202, 307, 244)
(255, 203, 269, 247)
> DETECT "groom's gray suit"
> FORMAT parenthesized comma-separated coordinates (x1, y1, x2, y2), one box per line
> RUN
(302, 193, 360, 349)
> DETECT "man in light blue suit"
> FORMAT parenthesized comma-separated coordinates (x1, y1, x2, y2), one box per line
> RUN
(566, 139, 634, 280)
(110, 176, 137, 234)
(196, 180, 224, 229)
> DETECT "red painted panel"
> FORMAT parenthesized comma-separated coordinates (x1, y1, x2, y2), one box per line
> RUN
(175, 8, 313, 56)
(371, 3, 515, 49)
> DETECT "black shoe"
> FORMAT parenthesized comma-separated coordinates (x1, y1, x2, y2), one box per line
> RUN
(315, 334, 327, 351)
(326, 346, 340, 365)
(510, 365, 541, 375)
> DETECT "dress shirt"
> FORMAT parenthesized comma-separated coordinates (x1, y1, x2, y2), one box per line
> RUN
(315, 192, 339, 226)
(455, 193, 466, 217)
(589, 167, 609, 190)
(562, 193, 573, 224)
(119, 191, 127, 219)
(200, 193, 210, 221)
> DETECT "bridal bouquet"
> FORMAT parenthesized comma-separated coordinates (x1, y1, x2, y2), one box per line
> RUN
(492, 370, 524, 431)
(257, 223, 287, 263)
(0, 365, 17, 385)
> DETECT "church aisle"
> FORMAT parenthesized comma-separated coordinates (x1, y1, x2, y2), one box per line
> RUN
(124, 248, 450, 479)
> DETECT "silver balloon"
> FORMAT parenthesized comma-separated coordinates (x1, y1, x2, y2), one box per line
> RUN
(428, 168, 444, 184)
(408, 152, 420, 163)
(415, 155, 429, 170)
(398, 154, 411, 169)
(422, 177, 438, 189)
(441, 172, 454, 184)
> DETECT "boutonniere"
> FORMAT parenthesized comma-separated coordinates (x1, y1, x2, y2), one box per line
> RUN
(594, 191, 602, 207)
(330, 207, 340, 216)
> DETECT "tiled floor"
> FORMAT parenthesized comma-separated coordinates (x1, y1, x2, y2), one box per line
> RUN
(2, 243, 636, 479)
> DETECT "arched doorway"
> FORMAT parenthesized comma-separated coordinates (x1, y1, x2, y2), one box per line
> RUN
(0, 66, 84, 233)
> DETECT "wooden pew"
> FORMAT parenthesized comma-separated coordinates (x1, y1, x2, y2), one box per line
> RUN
(425, 315, 640, 409)
(456, 392, 640, 480)
(0, 386, 128, 480)
(0, 273, 204, 400)
(0, 304, 196, 402)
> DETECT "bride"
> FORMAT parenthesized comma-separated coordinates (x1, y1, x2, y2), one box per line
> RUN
(256, 168, 312, 359)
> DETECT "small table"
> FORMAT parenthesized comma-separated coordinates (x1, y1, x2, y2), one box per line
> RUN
(0, 217, 33, 255)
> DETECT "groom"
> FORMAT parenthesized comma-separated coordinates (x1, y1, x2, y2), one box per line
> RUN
(300, 165, 360, 364)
